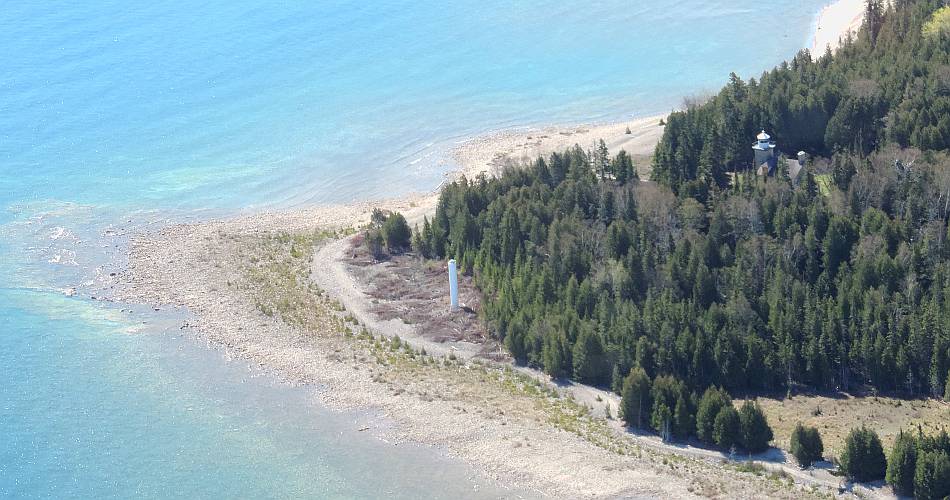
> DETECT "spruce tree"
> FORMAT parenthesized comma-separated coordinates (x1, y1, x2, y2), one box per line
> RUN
(382, 212, 412, 253)
(610, 364, 623, 395)
(914, 450, 950, 500)
(366, 229, 385, 260)
(411, 223, 429, 258)
(673, 393, 694, 439)
(651, 402, 673, 441)
(696, 387, 730, 444)
(572, 329, 608, 384)
(541, 331, 567, 379)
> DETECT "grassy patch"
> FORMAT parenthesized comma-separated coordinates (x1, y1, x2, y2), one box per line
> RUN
(814, 174, 832, 197)
(757, 393, 950, 457)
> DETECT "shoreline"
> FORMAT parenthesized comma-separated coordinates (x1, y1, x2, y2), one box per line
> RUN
(108, 2, 869, 498)
(113, 196, 838, 499)
(107, 115, 691, 499)
(111, 204, 708, 498)
(450, 115, 667, 183)
(812, 0, 866, 54)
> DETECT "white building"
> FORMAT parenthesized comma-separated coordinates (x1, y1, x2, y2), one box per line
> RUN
(752, 131, 808, 184)
(753, 130, 777, 176)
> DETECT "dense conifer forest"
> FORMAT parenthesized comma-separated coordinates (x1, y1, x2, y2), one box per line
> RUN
(380, 0, 950, 491)
(419, 0, 950, 400)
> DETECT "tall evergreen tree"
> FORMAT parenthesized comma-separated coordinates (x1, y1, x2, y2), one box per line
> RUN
(573, 329, 608, 384)
(790, 423, 824, 468)
(620, 367, 652, 429)
(914, 451, 950, 500)
(738, 400, 773, 453)
(886, 431, 918, 496)
(840, 427, 886, 482)
(713, 405, 741, 450)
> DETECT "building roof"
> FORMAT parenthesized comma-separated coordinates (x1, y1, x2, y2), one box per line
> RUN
(757, 130, 771, 141)
(788, 159, 803, 181)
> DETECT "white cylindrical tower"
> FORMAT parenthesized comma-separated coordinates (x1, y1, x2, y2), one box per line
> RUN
(753, 130, 777, 174)
(448, 259, 459, 311)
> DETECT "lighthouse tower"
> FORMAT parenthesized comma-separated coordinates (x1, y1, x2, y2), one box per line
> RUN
(752, 130, 777, 176)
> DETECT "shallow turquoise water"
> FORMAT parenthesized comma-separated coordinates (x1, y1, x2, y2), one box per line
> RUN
(0, 288, 521, 499)
(2, 0, 826, 211)
(1, 1, 828, 497)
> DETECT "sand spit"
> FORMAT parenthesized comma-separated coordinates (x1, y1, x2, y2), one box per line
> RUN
(108, 4, 873, 494)
(114, 202, 841, 499)
(109, 114, 850, 499)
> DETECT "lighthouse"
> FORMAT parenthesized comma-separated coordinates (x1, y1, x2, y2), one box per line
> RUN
(448, 259, 459, 312)
(752, 130, 777, 176)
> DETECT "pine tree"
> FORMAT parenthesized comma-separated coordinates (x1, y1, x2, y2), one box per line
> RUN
(610, 364, 623, 395)
(713, 405, 741, 450)
(541, 330, 568, 379)
(790, 423, 824, 468)
(696, 387, 730, 444)
(595, 139, 610, 180)
(411, 223, 429, 258)
(886, 431, 917, 496)
(651, 402, 673, 441)
(572, 329, 608, 384)
(382, 211, 412, 253)
(864, 0, 885, 45)
(366, 229, 385, 260)
(611, 150, 636, 185)
(840, 426, 886, 482)
(738, 400, 773, 453)
(620, 367, 652, 429)
(599, 190, 616, 226)
(673, 392, 695, 439)
(914, 450, 950, 500)
(370, 207, 388, 228)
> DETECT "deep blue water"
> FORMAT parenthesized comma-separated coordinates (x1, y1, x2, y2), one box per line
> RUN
(1, 1, 827, 497)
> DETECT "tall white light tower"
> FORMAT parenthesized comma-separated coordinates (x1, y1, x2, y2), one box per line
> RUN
(448, 259, 459, 311)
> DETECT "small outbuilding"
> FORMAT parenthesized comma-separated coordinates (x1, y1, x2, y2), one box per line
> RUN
(752, 131, 808, 184)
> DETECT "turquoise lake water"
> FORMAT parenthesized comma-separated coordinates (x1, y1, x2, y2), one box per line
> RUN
(2, 1, 827, 497)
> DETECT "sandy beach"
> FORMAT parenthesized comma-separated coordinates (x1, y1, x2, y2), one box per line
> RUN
(452, 115, 666, 183)
(108, 3, 869, 498)
(812, 0, 867, 53)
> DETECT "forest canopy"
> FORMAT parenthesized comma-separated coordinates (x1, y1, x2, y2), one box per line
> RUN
(652, 0, 950, 196)
(415, 0, 950, 406)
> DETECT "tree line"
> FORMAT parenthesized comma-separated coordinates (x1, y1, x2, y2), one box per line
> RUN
(361, 0, 950, 492)
(652, 0, 950, 198)
(618, 367, 773, 454)
(412, 0, 950, 401)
